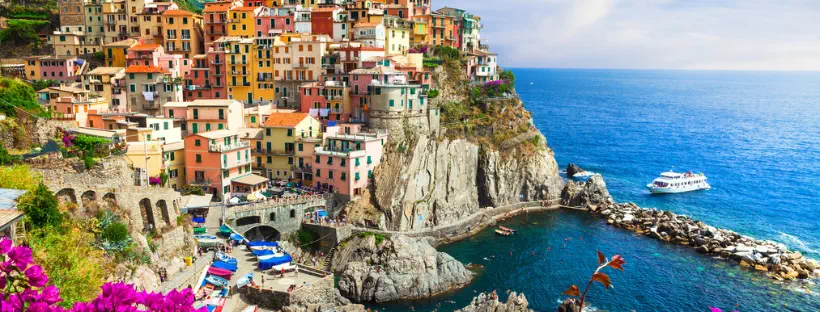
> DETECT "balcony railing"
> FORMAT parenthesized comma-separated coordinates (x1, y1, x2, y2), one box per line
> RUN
(208, 141, 250, 152)
(291, 164, 313, 173)
(293, 63, 310, 69)
(230, 60, 248, 65)
(210, 59, 224, 65)
(230, 82, 251, 87)
(261, 149, 295, 156)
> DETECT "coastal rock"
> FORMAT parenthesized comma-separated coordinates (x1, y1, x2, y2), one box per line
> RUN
(557, 298, 581, 312)
(454, 291, 534, 312)
(566, 163, 585, 177)
(282, 304, 367, 312)
(336, 234, 473, 303)
(561, 174, 611, 208)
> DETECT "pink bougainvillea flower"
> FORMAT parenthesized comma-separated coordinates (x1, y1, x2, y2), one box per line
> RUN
(7, 245, 34, 267)
(25, 265, 49, 288)
(0, 238, 12, 254)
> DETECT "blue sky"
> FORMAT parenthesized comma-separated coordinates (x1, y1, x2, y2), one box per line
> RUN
(439, 0, 820, 70)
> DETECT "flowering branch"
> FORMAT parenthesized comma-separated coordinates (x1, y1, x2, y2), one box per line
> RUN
(562, 250, 626, 311)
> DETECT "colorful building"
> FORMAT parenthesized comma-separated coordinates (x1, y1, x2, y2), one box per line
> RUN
(215, 36, 276, 105)
(261, 113, 322, 180)
(353, 22, 385, 48)
(227, 6, 260, 38)
(163, 99, 245, 135)
(37, 85, 109, 126)
(311, 7, 342, 38)
(300, 80, 351, 125)
(124, 65, 184, 115)
(163, 140, 187, 190)
(184, 129, 260, 200)
(138, 2, 180, 46)
(102, 0, 129, 44)
(103, 38, 137, 67)
(272, 34, 331, 107)
(384, 15, 411, 56)
(84, 0, 105, 48)
(83, 67, 127, 112)
(203, 1, 240, 46)
(24, 56, 85, 83)
(312, 123, 387, 196)
(162, 10, 204, 58)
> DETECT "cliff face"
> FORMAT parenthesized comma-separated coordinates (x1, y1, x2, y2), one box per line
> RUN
(369, 135, 562, 231)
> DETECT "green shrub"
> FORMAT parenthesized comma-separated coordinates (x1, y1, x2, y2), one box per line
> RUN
(18, 182, 62, 229)
(427, 89, 440, 98)
(356, 231, 389, 245)
(101, 222, 129, 243)
(0, 77, 47, 117)
(180, 184, 206, 196)
(0, 143, 12, 165)
(82, 155, 95, 169)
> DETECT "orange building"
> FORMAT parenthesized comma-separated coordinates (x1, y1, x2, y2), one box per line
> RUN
(184, 129, 265, 200)
(161, 10, 204, 58)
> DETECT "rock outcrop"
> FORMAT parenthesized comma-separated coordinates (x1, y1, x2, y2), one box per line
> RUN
(565, 163, 585, 177)
(561, 174, 612, 209)
(557, 298, 581, 312)
(283, 304, 366, 312)
(368, 134, 563, 231)
(335, 234, 473, 303)
(455, 292, 534, 312)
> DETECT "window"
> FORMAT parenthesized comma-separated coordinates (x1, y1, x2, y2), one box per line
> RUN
(315, 155, 320, 163)
(266, 128, 271, 136)
(341, 172, 346, 181)
(251, 116, 256, 124)
(340, 158, 346, 167)
(195, 139, 201, 146)
(298, 143, 303, 151)
(193, 109, 199, 119)
(389, 99, 394, 107)
(195, 154, 202, 163)
(223, 186, 229, 194)
(164, 121, 169, 130)
(222, 170, 229, 178)
(367, 156, 372, 164)
(329, 170, 334, 180)
(355, 158, 360, 166)
(327, 157, 333, 165)
(267, 156, 272, 163)
(290, 209, 296, 218)
(315, 169, 321, 177)
(355, 172, 360, 180)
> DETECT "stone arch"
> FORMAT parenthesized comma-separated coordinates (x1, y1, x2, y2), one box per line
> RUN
(157, 200, 171, 226)
(139, 198, 156, 232)
(269, 212, 276, 222)
(243, 225, 281, 242)
(55, 188, 78, 206)
(81, 190, 97, 203)
(103, 193, 117, 204)
(236, 216, 261, 227)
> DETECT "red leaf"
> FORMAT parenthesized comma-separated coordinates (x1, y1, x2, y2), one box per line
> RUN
(591, 272, 612, 289)
(597, 250, 606, 265)
(562, 285, 581, 297)
(609, 254, 626, 271)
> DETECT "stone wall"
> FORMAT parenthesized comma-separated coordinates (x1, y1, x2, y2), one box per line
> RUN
(289, 274, 336, 306)
(301, 223, 353, 252)
(241, 287, 291, 310)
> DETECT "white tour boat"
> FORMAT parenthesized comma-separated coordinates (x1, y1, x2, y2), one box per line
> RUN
(646, 171, 710, 194)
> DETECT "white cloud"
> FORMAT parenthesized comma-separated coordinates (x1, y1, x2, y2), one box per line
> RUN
(437, 0, 820, 70)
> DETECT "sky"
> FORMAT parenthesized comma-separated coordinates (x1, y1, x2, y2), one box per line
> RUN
(438, 0, 820, 70)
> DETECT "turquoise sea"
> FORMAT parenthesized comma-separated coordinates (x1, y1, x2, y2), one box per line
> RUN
(370, 69, 820, 312)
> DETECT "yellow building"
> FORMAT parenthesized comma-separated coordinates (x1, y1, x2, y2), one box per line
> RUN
(384, 16, 411, 56)
(123, 140, 164, 185)
(217, 36, 275, 105)
(261, 113, 322, 180)
(163, 141, 186, 190)
(161, 10, 204, 59)
(24, 56, 48, 81)
(226, 6, 258, 38)
(103, 38, 137, 67)
(410, 17, 428, 46)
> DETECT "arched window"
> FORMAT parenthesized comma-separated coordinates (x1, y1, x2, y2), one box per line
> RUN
(270, 212, 276, 222)
(289, 209, 296, 218)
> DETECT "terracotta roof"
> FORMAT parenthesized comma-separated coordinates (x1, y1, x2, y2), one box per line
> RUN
(203, 3, 234, 13)
(312, 7, 339, 12)
(263, 113, 312, 128)
(129, 43, 161, 52)
(354, 22, 380, 27)
(163, 9, 193, 16)
(125, 65, 166, 74)
(231, 6, 259, 11)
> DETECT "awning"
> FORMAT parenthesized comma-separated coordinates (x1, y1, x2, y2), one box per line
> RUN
(231, 174, 269, 186)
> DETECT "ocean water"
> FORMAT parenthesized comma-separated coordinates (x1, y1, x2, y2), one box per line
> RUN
(369, 69, 820, 312)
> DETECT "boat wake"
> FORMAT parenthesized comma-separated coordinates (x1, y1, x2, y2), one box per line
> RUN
(779, 232, 819, 255)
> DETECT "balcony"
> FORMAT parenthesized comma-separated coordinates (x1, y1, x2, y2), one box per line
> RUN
(205, 19, 225, 24)
(181, 36, 191, 40)
(208, 141, 250, 152)
(293, 63, 310, 69)
(229, 60, 248, 65)
(291, 164, 313, 173)
(230, 81, 251, 87)
(263, 149, 295, 156)
(143, 102, 159, 110)
(257, 75, 272, 82)
(210, 59, 224, 65)
(231, 70, 249, 75)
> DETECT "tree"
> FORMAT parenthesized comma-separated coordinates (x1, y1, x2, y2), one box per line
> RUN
(18, 182, 62, 229)
(0, 143, 12, 165)
(500, 70, 516, 88)
(30, 79, 57, 91)
(100, 222, 129, 243)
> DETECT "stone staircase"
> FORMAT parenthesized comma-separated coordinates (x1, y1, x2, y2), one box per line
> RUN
(322, 245, 337, 272)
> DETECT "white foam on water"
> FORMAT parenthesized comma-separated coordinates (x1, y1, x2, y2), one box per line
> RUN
(779, 232, 819, 254)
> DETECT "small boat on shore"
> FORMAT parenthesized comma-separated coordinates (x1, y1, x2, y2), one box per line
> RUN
(646, 171, 710, 194)
(499, 226, 517, 234)
(495, 229, 512, 236)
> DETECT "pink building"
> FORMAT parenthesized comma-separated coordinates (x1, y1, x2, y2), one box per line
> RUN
(337, 42, 385, 73)
(163, 99, 245, 136)
(126, 43, 165, 67)
(312, 124, 387, 196)
(185, 129, 267, 201)
(184, 51, 228, 101)
(254, 7, 295, 37)
(32, 56, 84, 83)
(299, 80, 351, 126)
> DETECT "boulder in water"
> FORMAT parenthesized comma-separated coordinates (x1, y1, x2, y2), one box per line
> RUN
(566, 163, 585, 177)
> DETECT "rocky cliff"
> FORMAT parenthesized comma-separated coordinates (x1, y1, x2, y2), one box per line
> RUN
(335, 234, 473, 303)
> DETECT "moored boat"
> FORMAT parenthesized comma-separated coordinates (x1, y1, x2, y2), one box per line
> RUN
(646, 171, 710, 194)
(499, 226, 517, 233)
(495, 229, 512, 236)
